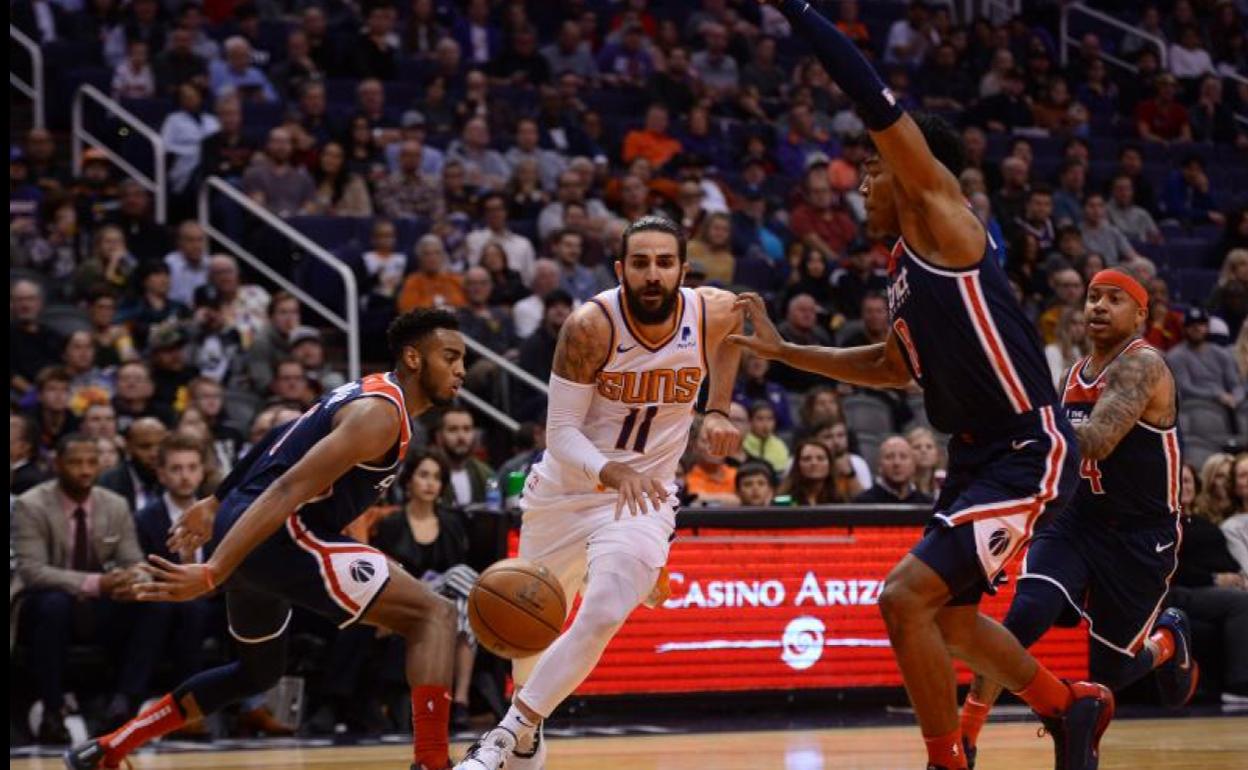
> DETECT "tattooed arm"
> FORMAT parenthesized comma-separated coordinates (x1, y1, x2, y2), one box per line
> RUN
(551, 303, 611, 384)
(1077, 348, 1175, 461)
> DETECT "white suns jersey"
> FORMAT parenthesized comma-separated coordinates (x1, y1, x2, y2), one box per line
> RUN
(527, 286, 709, 500)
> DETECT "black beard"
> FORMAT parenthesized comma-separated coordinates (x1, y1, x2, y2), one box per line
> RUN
(623, 280, 679, 325)
(420, 367, 455, 409)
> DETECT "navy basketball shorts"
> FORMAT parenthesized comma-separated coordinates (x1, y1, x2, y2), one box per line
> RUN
(911, 406, 1079, 606)
(215, 495, 391, 643)
(1020, 511, 1182, 656)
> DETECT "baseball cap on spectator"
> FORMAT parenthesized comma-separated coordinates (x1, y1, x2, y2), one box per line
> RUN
(1184, 307, 1209, 326)
(401, 110, 427, 129)
(194, 284, 224, 308)
(543, 288, 574, 310)
(805, 152, 831, 170)
(290, 325, 322, 348)
(148, 322, 189, 352)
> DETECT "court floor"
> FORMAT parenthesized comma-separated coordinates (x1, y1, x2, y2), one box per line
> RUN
(11, 716, 1248, 769)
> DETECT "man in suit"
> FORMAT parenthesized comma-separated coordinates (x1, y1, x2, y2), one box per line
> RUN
(133, 433, 217, 715)
(13, 433, 149, 742)
(99, 417, 168, 513)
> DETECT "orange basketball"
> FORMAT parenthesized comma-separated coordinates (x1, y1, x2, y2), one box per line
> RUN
(468, 558, 567, 659)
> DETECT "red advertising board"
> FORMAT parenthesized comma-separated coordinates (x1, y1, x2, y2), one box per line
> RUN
(514, 525, 1089, 696)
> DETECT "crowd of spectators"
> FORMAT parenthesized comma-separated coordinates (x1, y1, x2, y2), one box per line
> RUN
(9, 0, 1248, 745)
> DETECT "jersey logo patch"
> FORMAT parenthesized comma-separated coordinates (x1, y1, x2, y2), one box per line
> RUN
(348, 560, 377, 583)
(617, 343, 636, 354)
(988, 528, 1011, 558)
(676, 326, 696, 350)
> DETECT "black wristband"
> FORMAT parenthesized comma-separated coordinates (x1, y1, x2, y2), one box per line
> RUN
(703, 408, 731, 420)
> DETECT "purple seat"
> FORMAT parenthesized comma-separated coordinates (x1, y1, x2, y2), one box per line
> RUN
(1173, 269, 1218, 304)
(733, 256, 779, 293)
(287, 216, 360, 250)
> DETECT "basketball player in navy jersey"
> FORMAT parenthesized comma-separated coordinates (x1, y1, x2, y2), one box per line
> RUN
(66, 309, 467, 770)
(959, 269, 1196, 768)
(732, 3, 1113, 769)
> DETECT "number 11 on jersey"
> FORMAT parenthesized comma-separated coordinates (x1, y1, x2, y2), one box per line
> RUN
(615, 406, 659, 453)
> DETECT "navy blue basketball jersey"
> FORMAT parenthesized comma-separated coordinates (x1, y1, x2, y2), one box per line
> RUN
(886, 236, 1059, 435)
(1062, 339, 1182, 522)
(226, 372, 413, 535)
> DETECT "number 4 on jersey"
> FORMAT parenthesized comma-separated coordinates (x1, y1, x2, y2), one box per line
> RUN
(1081, 457, 1105, 494)
(615, 406, 659, 453)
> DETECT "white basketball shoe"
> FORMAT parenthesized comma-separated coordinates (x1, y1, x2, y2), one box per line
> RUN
(453, 726, 517, 770)
(510, 722, 546, 770)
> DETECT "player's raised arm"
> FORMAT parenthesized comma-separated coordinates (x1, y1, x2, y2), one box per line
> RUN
(698, 287, 745, 457)
(1077, 349, 1172, 461)
(137, 398, 403, 602)
(548, 303, 668, 518)
(729, 293, 912, 389)
(767, 0, 983, 264)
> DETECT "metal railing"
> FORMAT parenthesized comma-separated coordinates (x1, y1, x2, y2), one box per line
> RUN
(1226, 70, 1248, 129)
(198, 176, 361, 381)
(9, 24, 44, 129)
(1060, 3, 1168, 72)
(72, 85, 168, 223)
(198, 179, 546, 432)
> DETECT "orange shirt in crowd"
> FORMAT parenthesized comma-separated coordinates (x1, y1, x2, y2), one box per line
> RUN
(398, 272, 466, 312)
(622, 129, 683, 169)
(686, 463, 737, 499)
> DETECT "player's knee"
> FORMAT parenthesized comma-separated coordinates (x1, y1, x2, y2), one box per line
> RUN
(573, 600, 627, 641)
(879, 579, 925, 628)
(1002, 582, 1065, 649)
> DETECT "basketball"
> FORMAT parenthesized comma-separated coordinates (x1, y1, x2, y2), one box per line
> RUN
(468, 558, 567, 659)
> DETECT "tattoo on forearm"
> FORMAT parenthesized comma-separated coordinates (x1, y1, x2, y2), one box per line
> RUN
(1077, 351, 1167, 460)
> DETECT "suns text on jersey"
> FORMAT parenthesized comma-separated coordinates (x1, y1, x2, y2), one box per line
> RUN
(596, 368, 703, 404)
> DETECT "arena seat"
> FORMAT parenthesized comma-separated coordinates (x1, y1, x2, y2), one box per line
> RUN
(843, 393, 894, 437)
(1179, 398, 1234, 445)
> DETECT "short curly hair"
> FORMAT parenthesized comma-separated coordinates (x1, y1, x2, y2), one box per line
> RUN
(387, 307, 460, 359)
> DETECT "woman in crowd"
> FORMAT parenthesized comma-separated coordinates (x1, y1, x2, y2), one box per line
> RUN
(906, 426, 946, 499)
(374, 449, 479, 728)
(504, 158, 549, 221)
(1170, 457, 1248, 701)
(313, 141, 374, 217)
(1223, 453, 1248, 578)
(1045, 306, 1087, 388)
(480, 242, 528, 308)
(686, 211, 736, 285)
(780, 439, 850, 506)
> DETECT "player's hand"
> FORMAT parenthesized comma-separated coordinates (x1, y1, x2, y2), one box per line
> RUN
(134, 555, 218, 603)
(728, 293, 786, 360)
(701, 410, 741, 457)
(599, 461, 668, 519)
(168, 496, 220, 560)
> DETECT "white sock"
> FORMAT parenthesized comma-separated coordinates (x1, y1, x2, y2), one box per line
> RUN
(499, 704, 538, 749)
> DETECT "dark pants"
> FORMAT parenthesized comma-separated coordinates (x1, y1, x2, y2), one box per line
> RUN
(1167, 585, 1248, 693)
(19, 590, 160, 712)
(138, 599, 216, 689)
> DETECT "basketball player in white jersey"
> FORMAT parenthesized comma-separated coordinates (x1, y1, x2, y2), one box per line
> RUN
(455, 216, 743, 770)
